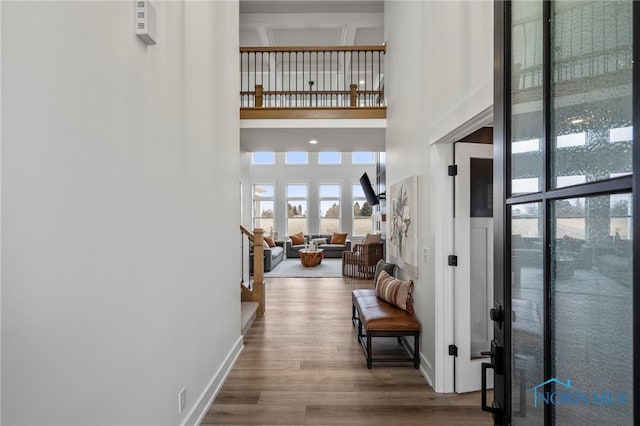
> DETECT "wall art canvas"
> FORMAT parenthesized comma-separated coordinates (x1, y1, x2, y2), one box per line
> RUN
(388, 175, 418, 277)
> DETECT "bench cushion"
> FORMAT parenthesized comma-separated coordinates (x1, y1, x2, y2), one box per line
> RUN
(352, 289, 376, 300)
(353, 293, 420, 332)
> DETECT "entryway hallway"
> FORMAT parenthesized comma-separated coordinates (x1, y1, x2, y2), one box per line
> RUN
(206, 278, 492, 425)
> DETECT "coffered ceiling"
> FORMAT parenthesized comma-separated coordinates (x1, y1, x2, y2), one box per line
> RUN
(240, 1, 384, 48)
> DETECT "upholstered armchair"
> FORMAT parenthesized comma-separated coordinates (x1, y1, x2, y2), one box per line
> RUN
(342, 234, 384, 279)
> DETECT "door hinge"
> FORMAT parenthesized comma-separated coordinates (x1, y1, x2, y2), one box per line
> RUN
(448, 344, 458, 357)
(448, 255, 458, 266)
(448, 164, 458, 176)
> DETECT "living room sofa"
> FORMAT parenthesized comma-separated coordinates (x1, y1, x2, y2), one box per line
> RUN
(285, 234, 351, 258)
(250, 242, 284, 272)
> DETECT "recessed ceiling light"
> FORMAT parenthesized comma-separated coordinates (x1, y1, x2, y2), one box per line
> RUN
(571, 118, 585, 124)
(359, 80, 365, 85)
(308, 139, 318, 145)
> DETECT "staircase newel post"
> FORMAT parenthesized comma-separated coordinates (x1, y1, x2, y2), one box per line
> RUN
(255, 84, 263, 107)
(349, 83, 358, 107)
(253, 228, 266, 317)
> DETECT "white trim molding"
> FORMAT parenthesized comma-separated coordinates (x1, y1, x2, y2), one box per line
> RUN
(419, 354, 434, 388)
(431, 143, 455, 393)
(430, 106, 494, 393)
(429, 83, 493, 146)
(183, 337, 244, 426)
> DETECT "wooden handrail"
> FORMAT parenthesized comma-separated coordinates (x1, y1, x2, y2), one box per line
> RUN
(240, 44, 386, 53)
(240, 90, 384, 96)
(240, 225, 254, 240)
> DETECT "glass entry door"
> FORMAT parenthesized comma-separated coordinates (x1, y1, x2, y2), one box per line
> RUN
(491, 1, 637, 424)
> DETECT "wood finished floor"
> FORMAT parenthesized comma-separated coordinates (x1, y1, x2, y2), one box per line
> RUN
(206, 278, 493, 425)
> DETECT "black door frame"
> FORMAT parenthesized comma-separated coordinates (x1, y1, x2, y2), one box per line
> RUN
(493, 1, 639, 424)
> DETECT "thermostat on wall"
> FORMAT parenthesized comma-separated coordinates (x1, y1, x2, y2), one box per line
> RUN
(136, 0, 157, 45)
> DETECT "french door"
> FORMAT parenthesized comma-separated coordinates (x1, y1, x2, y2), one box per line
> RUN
(490, 1, 638, 425)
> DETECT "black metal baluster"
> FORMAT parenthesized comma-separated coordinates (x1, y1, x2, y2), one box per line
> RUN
(370, 50, 373, 106)
(379, 50, 383, 105)
(288, 51, 291, 107)
(331, 51, 334, 106)
(323, 51, 326, 106)
(341, 50, 347, 106)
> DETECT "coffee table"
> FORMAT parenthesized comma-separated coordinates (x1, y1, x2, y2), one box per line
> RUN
(299, 248, 324, 267)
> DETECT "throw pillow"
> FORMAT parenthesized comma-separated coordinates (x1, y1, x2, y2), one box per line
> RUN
(264, 236, 276, 248)
(310, 237, 327, 246)
(262, 240, 270, 248)
(375, 270, 414, 314)
(361, 233, 381, 245)
(289, 232, 305, 245)
(373, 260, 396, 286)
(330, 232, 348, 245)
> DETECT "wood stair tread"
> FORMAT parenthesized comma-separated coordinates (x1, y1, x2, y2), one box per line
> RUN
(241, 301, 259, 335)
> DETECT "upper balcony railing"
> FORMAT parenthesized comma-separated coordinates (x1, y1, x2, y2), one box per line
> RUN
(240, 45, 386, 119)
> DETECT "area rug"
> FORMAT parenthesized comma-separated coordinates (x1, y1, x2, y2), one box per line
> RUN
(264, 258, 343, 278)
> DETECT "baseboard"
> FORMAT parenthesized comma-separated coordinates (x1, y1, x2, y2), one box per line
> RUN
(419, 354, 434, 388)
(183, 336, 244, 426)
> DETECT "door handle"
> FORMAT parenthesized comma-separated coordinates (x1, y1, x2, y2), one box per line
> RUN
(481, 362, 497, 413)
(482, 362, 503, 424)
(482, 339, 504, 374)
(481, 340, 504, 425)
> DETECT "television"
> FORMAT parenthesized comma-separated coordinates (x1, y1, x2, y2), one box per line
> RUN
(359, 172, 380, 206)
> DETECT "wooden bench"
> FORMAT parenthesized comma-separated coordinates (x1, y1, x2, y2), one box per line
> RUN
(351, 289, 421, 369)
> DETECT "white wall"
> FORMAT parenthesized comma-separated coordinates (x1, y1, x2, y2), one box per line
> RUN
(384, 0, 493, 390)
(242, 153, 376, 240)
(1, 1, 240, 424)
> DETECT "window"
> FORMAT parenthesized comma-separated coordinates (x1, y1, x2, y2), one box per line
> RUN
(610, 193, 632, 239)
(511, 178, 540, 195)
(609, 126, 633, 143)
(286, 184, 307, 235)
(352, 151, 375, 164)
(512, 138, 540, 154)
(253, 184, 275, 233)
(252, 152, 275, 165)
(556, 174, 585, 189)
(556, 132, 586, 148)
(554, 197, 586, 240)
(511, 203, 540, 238)
(352, 184, 374, 236)
(285, 152, 308, 165)
(318, 152, 342, 164)
(319, 184, 340, 234)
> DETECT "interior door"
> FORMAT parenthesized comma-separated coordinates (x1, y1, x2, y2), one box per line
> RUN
(454, 142, 494, 393)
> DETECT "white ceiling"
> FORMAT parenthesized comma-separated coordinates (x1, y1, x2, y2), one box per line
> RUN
(240, 1, 383, 16)
(239, 4, 384, 48)
(240, 119, 385, 152)
(239, 1, 385, 152)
